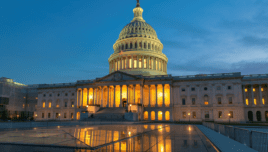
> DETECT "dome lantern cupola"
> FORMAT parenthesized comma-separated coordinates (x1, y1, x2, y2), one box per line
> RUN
(108, 0, 168, 76)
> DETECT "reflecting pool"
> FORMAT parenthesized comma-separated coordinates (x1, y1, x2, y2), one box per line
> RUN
(0, 124, 218, 152)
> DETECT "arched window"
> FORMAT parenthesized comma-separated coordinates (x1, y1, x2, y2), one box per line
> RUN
(151, 111, 155, 121)
(165, 111, 170, 121)
(248, 111, 253, 121)
(125, 44, 128, 49)
(139, 42, 142, 48)
(256, 111, 261, 121)
(119, 46, 121, 51)
(76, 112, 80, 120)
(148, 43, 151, 49)
(135, 42, 137, 48)
(158, 111, 162, 121)
(130, 43, 133, 49)
(152, 44, 154, 50)
(144, 111, 148, 120)
(204, 95, 209, 105)
(122, 44, 124, 50)
(144, 42, 146, 49)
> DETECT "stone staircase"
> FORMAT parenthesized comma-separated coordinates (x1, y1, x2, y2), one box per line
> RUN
(92, 107, 127, 120)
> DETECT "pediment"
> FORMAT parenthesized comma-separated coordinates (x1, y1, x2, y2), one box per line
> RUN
(96, 71, 140, 82)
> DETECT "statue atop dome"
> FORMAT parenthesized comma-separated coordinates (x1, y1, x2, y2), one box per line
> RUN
(136, 0, 140, 7)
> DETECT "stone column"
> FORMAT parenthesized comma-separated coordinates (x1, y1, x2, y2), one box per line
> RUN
(136, 56, 139, 69)
(149, 85, 151, 107)
(155, 110, 158, 121)
(251, 85, 254, 106)
(120, 85, 122, 107)
(140, 85, 143, 104)
(113, 85, 116, 108)
(142, 56, 144, 69)
(77, 89, 80, 108)
(87, 88, 89, 105)
(127, 85, 129, 105)
(153, 57, 156, 70)
(147, 56, 149, 69)
(133, 85, 136, 104)
(107, 86, 109, 108)
(155, 84, 158, 107)
(162, 84, 164, 107)
(101, 87, 104, 107)
(259, 85, 263, 106)
(92, 88, 95, 105)
(82, 88, 84, 107)
(243, 85, 247, 105)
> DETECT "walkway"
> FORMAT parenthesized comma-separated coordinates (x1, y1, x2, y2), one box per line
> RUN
(197, 125, 258, 152)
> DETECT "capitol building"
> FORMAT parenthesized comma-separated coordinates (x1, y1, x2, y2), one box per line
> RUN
(29, 2, 268, 123)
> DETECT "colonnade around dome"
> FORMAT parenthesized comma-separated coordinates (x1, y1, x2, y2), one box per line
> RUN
(77, 84, 170, 108)
(109, 55, 167, 74)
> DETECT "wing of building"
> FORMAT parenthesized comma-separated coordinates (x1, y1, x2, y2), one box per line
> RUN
(2, 2, 268, 123)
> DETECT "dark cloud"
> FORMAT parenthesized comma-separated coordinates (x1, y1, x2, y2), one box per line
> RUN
(240, 36, 268, 46)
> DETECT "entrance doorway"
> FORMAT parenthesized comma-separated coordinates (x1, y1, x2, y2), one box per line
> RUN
(256, 111, 261, 121)
(248, 111, 253, 121)
(123, 100, 127, 107)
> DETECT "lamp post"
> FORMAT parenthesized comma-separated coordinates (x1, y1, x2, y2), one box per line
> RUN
(188, 113, 191, 123)
(228, 113, 230, 124)
(130, 104, 132, 112)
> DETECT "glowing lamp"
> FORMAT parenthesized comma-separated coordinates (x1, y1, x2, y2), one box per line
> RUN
(188, 113, 190, 116)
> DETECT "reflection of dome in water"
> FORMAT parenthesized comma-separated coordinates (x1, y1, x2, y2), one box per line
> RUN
(108, 1, 168, 76)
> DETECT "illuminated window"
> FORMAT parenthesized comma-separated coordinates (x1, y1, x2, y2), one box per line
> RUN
(23, 104, 25, 108)
(134, 58, 137, 69)
(204, 95, 209, 105)
(144, 58, 147, 69)
(261, 88, 264, 91)
(128, 58, 132, 68)
(56, 100, 60, 108)
(204, 101, 209, 105)
(254, 98, 257, 105)
(43, 102, 45, 108)
(49, 102, 51, 108)
(71, 113, 74, 119)
(245, 88, 248, 92)
(151, 111, 155, 121)
(158, 111, 162, 121)
(139, 58, 142, 68)
(246, 98, 249, 105)
(218, 111, 222, 118)
(253, 88, 255, 92)
(165, 111, 170, 121)
(144, 111, 148, 120)
(115, 62, 117, 71)
(229, 111, 233, 118)
(193, 112, 196, 118)
(263, 98, 265, 105)
(183, 112, 186, 118)
(71, 102, 74, 107)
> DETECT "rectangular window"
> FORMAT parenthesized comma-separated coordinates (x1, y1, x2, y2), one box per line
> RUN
(56, 113, 59, 118)
(218, 111, 222, 118)
(65, 102, 67, 107)
(144, 58, 147, 69)
(229, 111, 233, 118)
(246, 98, 249, 105)
(253, 88, 255, 92)
(115, 62, 117, 71)
(182, 88, 185, 92)
(263, 98, 265, 105)
(261, 88, 263, 91)
(218, 97, 221, 104)
(43, 102, 45, 108)
(182, 98, 186, 105)
(245, 88, 248, 92)
(228, 97, 232, 104)
(23, 104, 25, 108)
(134, 58, 137, 69)
(228, 86, 231, 90)
(42, 113, 44, 118)
(139, 58, 142, 68)
(183, 112, 186, 118)
(129, 58, 132, 68)
(193, 112, 196, 118)
(64, 113, 66, 118)
(70, 113, 73, 119)
(118, 60, 120, 70)
(205, 111, 209, 118)
(254, 98, 257, 105)
(71, 102, 74, 107)
(192, 98, 195, 105)
(191, 87, 195, 91)
(49, 102, 51, 108)
(48, 113, 50, 118)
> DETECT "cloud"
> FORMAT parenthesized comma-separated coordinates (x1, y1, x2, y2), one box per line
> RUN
(240, 36, 268, 46)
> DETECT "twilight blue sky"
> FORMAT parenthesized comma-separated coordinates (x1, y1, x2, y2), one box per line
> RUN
(1, 0, 268, 85)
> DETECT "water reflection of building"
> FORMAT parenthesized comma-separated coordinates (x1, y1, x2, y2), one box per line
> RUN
(33, 1, 268, 123)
